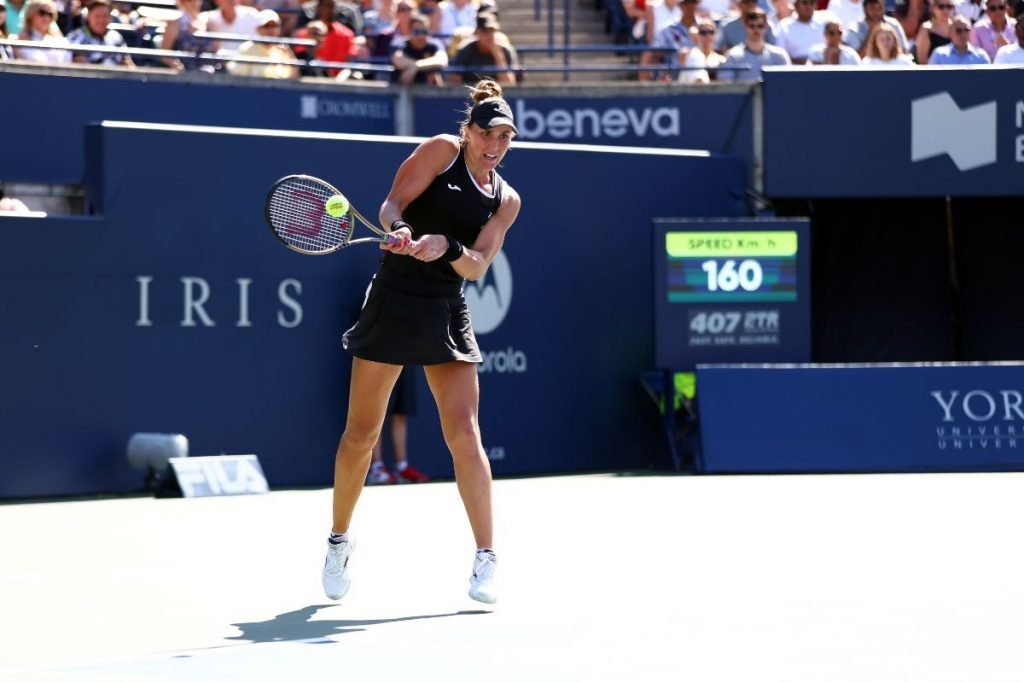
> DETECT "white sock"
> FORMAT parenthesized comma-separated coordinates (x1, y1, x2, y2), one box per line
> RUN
(329, 531, 349, 545)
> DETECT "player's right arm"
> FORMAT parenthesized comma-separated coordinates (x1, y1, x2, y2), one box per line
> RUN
(379, 135, 460, 254)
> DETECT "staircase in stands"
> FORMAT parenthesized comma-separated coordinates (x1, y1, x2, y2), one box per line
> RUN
(495, 0, 635, 83)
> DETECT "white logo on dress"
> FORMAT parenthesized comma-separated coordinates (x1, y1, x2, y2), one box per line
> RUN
(447, 183, 462, 192)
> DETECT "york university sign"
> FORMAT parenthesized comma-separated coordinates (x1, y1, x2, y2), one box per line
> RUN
(932, 389, 1024, 451)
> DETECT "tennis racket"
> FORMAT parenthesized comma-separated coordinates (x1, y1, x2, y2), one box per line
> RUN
(264, 174, 397, 255)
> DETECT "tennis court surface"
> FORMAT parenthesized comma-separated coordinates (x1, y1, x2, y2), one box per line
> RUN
(2, 472, 1023, 683)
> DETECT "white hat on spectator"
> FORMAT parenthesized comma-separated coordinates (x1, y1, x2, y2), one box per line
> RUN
(257, 9, 281, 25)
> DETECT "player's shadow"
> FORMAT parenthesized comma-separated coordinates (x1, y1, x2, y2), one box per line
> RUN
(226, 605, 489, 644)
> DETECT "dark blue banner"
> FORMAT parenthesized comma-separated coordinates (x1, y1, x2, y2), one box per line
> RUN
(0, 122, 746, 498)
(653, 218, 810, 370)
(414, 91, 755, 178)
(698, 363, 1024, 473)
(763, 67, 1024, 198)
(0, 70, 395, 184)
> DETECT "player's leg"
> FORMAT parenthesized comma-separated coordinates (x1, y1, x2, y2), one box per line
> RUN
(422, 361, 492, 547)
(423, 361, 497, 603)
(323, 358, 403, 600)
(332, 357, 404, 532)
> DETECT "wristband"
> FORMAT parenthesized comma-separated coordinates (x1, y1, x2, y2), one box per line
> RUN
(442, 236, 464, 262)
(390, 220, 411, 233)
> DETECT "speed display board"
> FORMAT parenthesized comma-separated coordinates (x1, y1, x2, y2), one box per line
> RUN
(653, 218, 811, 369)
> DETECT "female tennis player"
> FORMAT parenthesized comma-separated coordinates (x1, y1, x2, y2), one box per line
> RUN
(322, 79, 521, 605)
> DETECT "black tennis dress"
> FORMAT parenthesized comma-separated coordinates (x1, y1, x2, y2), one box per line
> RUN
(342, 141, 506, 365)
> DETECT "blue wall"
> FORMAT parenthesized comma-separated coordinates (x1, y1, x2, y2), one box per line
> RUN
(762, 67, 1024, 198)
(0, 122, 746, 498)
(698, 363, 1024, 473)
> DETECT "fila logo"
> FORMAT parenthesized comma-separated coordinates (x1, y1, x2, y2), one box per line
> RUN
(911, 92, 997, 171)
(447, 183, 462, 192)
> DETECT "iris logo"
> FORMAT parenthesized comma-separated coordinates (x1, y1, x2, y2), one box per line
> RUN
(465, 250, 512, 334)
(911, 92, 997, 171)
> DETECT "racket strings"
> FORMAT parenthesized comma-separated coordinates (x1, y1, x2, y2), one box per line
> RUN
(268, 178, 354, 253)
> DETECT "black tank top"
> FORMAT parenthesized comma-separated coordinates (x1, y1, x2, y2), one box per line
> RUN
(381, 140, 505, 285)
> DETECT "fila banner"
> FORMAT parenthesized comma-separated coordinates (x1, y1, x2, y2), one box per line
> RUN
(697, 362, 1024, 473)
(762, 67, 1024, 198)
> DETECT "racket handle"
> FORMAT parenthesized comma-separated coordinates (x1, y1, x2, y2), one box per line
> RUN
(384, 233, 398, 246)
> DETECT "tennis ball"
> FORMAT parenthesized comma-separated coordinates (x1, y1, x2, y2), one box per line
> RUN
(325, 194, 350, 218)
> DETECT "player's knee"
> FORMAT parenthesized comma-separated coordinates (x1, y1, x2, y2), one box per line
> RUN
(338, 428, 379, 458)
(444, 419, 482, 456)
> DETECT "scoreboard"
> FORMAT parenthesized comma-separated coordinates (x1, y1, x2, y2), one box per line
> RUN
(653, 218, 811, 369)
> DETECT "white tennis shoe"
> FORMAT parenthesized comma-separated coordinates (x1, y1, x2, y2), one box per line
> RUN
(468, 550, 497, 604)
(322, 537, 354, 600)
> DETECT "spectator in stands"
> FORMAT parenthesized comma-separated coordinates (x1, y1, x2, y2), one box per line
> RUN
(16, 0, 71, 63)
(845, 0, 908, 55)
(362, 0, 394, 40)
(718, 7, 791, 79)
(228, 8, 299, 77)
(295, 17, 362, 76)
(391, 12, 446, 83)
(769, 0, 794, 29)
(970, 0, 1015, 59)
(861, 20, 915, 62)
(698, 0, 730, 19)
(929, 12, 992, 58)
(915, 0, 954, 62)
(448, 12, 517, 84)
(159, 0, 213, 70)
(718, 0, 776, 53)
(807, 17, 862, 60)
(438, 0, 477, 48)
(202, 0, 261, 53)
(993, 15, 1024, 59)
(643, 0, 681, 47)
(297, 0, 364, 36)
(775, 0, 825, 62)
(370, 0, 412, 60)
(678, 16, 725, 80)
(66, 0, 134, 65)
(954, 0, 984, 23)
(0, 5, 14, 59)
(639, 0, 698, 80)
(619, 0, 647, 44)
(827, 0, 863, 29)
(893, 0, 928, 39)
(418, 0, 442, 34)
(4, 0, 26, 36)
(54, 0, 81, 33)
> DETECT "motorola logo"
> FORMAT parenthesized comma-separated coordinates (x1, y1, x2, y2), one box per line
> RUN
(465, 250, 512, 335)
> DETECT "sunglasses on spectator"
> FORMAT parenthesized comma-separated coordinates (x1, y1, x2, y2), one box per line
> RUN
(698, 28, 715, 34)
(935, 3, 954, 8)
(826, 28, 842, 34)
(747, 22, 766, 28)
(37, 9, 54, 16)
(987, 3, 1006, 8)
(412, 27, 429, 34)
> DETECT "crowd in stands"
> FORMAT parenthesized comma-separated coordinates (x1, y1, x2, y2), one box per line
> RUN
(0, 0, 523, 83)
(618, 0, 1023, 80)
(1, 0, 1022, 81)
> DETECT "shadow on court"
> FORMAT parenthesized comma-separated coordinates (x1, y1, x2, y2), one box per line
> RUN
(226, 606, 490, 644)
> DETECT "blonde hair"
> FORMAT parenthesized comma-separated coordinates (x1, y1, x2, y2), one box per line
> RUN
(20, 0, 63, 37)
(864, 23, 903, 59)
